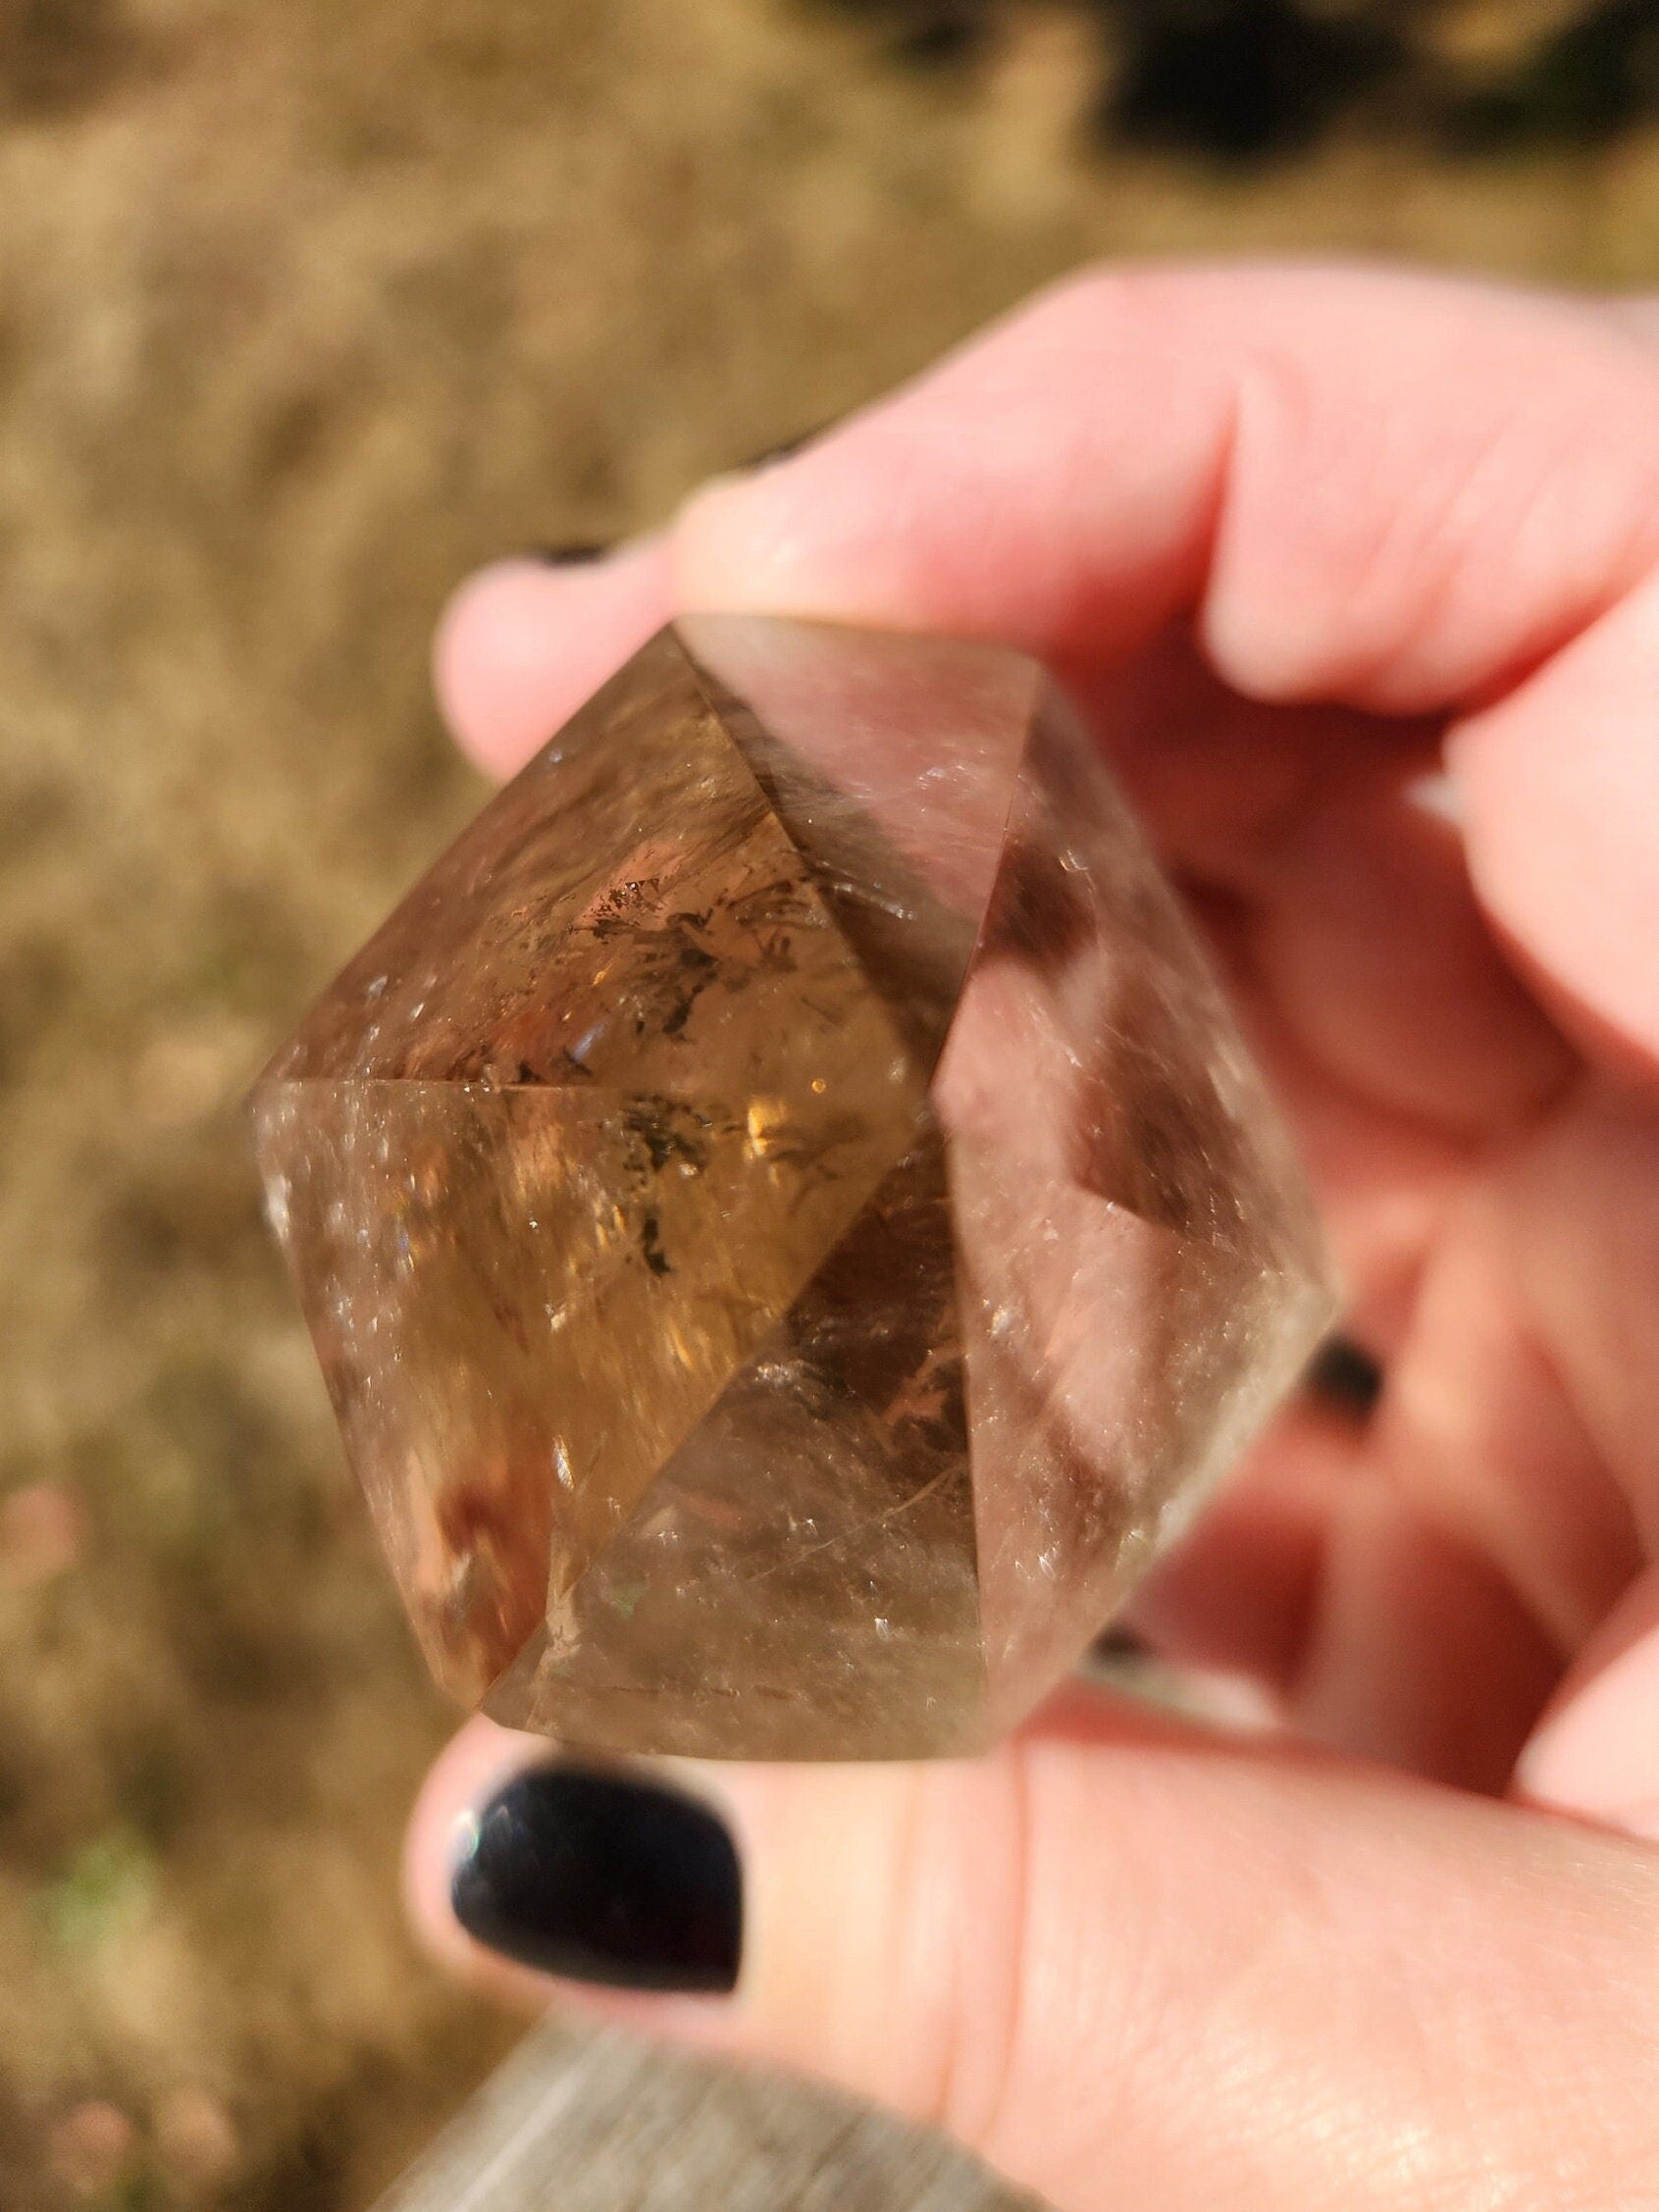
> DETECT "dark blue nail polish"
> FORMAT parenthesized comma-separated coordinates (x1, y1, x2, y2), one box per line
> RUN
(451, 1766, 742, 1994)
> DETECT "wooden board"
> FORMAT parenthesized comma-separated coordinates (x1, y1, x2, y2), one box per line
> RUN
(373, 2020, 1038, 2212)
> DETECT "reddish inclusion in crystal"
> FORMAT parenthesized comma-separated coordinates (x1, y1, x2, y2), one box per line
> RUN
(252, 616, 1332, 1760)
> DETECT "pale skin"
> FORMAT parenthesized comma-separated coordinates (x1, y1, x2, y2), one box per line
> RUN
(405, 266, 1659, 2210)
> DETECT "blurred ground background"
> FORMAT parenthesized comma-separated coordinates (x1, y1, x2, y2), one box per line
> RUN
(1, 0, 1658, 2205)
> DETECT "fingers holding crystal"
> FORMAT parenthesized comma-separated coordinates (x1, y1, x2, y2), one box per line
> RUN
(674, 265, 1659, 711)
(671, 266, 1659, 1093)
(405, 267, 1659, 1794)
(437, 270, 1659, 1079)
(408, 1705, 1659, 2212)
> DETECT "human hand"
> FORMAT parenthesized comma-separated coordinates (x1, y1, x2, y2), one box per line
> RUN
(404, 266, 1659, 2210)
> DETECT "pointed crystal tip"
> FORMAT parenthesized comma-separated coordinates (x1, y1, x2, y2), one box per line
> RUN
(252, 616, 1333, 1759)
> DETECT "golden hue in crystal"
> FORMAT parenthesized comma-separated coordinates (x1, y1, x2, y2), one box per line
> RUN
(252, 616, 1332, 1759)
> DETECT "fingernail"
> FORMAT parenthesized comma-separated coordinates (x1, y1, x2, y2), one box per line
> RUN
(1305, 1334, 1384, 1419)
(451, 1766, 742, 1994)
(737, 424, 831, 472)
(1092, 1623, 1151, 1662)
(519, 540, 613, 566)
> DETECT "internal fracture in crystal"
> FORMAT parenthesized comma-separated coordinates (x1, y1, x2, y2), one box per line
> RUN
(252, 615, 1333, 1759)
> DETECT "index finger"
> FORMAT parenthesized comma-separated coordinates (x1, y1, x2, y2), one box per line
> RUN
(441, 265, 1659, 1068)
(676, 263, 1659, 714)
(673, 264, 1659, 1070)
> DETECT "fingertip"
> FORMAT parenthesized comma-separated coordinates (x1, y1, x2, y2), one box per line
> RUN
(431, 559, 551, 773)
(1516, 1575, 1659, 1832)
(403, 1716, 556, 2007)
(432, 543, 672, 780)
(1449, 570, 1659, 1075)
(671, 416, 991, 639)
(404, 1721, 754, 2033)
(672, 458, 880, 623)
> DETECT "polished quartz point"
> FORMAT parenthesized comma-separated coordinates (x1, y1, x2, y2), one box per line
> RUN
(252, 616, 1333, 1760)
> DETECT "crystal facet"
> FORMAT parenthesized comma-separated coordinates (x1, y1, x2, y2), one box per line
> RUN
(252, 616, 1333, 1759)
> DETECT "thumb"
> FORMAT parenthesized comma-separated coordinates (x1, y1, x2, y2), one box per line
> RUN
(406, 1698, 1659, 2212)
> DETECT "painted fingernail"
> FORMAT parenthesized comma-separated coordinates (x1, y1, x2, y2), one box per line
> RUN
(1093, 1623, 1150, 1662)
(1306, 1334, 1384, 1418)
(520, 541, 613, 566)
(737, 425, 831, 472)
(451, 1766, 742, 1994)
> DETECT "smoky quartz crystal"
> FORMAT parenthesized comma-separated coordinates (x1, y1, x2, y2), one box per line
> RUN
(253, 616, 1332, 1759)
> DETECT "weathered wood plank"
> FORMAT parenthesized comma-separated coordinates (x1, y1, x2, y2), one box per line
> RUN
(373, 2020, 1039, 2212)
